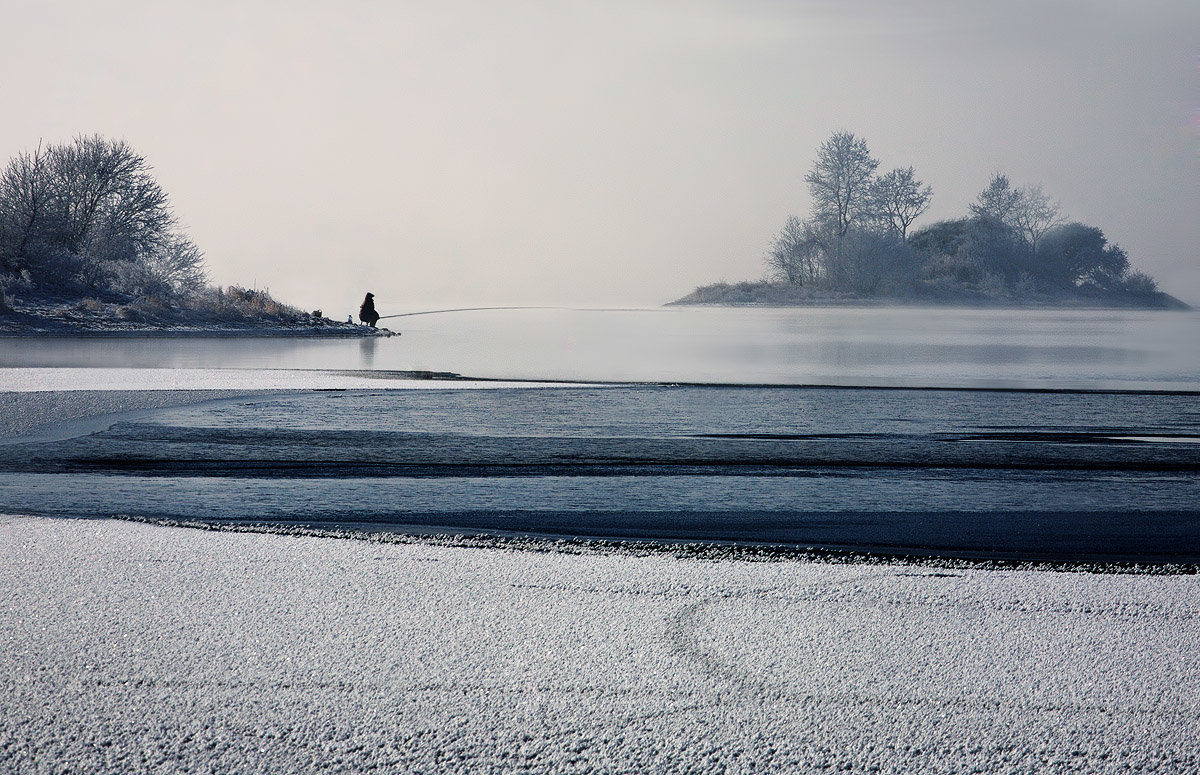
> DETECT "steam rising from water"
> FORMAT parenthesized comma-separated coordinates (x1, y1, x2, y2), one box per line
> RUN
(1, 307, 1196, 391)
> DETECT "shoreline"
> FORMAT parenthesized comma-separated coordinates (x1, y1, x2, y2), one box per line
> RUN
(0, 322, 396, 338)
(666, 282, 1192, 310)
(108, 513, 1200, 576)
(0, 288, 398, 337)
(0, 379, 577, 438)
(0, 388, 271, 441)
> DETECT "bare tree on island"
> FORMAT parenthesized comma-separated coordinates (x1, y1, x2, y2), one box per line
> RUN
(871, 166, 932, 239)
(1009, 184, 1063, 253)
(804, 130, 880, 240)
(969, 173, 1063, 253)
(969, 173, 1023, 224)
(0, 143, 52, 275)
(767, 131, 888, 287)
(766, 215, 822, 286)
(763, 131, 925, 294)
(670, 132, 1180, 308)
(0, 135, 206, 298)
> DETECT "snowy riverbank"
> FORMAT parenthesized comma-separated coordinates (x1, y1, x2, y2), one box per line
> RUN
(0, 292, 395, 337)
(3, 514, 1197, 773)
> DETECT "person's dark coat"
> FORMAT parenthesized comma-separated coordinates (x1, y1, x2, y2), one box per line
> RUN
(359, 293, 380, 327)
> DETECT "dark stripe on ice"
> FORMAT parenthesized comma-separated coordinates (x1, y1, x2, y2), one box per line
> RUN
(110, 515, 1200, 574)
(698, 431, 1200, 445)
(22, 458, 1200, 476)
(4, 424, 1198, 476)
(108, 508, 1200, 565)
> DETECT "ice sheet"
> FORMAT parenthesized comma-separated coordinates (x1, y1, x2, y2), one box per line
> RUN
(0, 366, 567, 392)
(2, 515, 1197, 773)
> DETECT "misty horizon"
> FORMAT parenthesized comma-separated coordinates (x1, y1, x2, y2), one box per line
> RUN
(2, 0, 1197, 315)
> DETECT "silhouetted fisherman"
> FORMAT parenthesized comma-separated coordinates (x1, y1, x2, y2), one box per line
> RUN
(359, 292, 380, 327)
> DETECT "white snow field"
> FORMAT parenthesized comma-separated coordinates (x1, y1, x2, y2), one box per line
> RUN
(2, 516, 1197, 774)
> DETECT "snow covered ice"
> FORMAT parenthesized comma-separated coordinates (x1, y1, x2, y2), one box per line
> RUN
(2, 515, 1198, 773)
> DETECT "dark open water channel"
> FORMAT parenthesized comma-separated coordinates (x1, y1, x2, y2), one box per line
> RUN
(2, 384, 1197, 563)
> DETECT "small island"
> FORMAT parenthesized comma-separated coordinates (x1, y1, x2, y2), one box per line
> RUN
(0, 135, 386, 336)
(671, 131, 1188, 310)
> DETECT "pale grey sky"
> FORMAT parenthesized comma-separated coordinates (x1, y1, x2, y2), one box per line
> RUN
(2, 0, 1197, 313)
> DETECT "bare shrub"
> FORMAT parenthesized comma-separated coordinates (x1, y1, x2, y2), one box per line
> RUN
(192, 286, 304, 324)
(978, 271, 1008, 300)
(1123, 271, 1158, 295)
(124, 295, 172, 324)
(115, 305, 141, 321)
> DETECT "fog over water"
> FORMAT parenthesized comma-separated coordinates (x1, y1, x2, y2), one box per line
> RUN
(1, 1, 1196, 311)
(2, 307, 1197, 391)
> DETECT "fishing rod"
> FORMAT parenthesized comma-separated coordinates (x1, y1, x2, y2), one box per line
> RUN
(375, 305, 560, 320)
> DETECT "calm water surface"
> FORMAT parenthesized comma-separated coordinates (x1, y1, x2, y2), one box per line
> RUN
(2, 307, 1198, 390)
(2, 385, 1197, 561)
(3, 306, 1198, 560)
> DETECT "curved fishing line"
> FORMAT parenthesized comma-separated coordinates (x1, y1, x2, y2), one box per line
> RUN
(376, 305, 563, 320)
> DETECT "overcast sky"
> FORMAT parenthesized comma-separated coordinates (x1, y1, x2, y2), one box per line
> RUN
(2, 0, 1197, 314)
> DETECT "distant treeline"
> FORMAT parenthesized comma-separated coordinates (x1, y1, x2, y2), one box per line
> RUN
(675, 131, 1184, 309)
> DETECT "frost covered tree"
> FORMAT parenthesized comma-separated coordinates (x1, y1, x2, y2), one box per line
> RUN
(969, 173, 1062, 252)
(870, 166, 932, 239)
(748, 136, 1167, 304)
(1036, 223, 1128, 289)
(52, 136, 173, 257)
(0, 135, 205, 297)
(804, 130, 880, 239)
(0, 143, 52, 275)
(766, 132, 932, 292)
(1009, 184, 1063, 253)
(969, 173, 1022, 225)
(766, 215, 824, 285)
